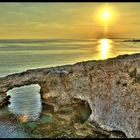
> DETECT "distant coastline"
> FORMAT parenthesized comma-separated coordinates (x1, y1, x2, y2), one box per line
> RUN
(124, 39, 140, 42)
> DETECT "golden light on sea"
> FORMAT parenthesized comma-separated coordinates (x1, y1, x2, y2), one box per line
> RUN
(98, 39, 112, 60)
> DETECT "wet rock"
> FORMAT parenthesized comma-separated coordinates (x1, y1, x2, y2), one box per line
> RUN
(18, 114, 29, 123)
(0, 95, 10, 107)
(20, 102, 99, 138)
(0, 106, 27, 138)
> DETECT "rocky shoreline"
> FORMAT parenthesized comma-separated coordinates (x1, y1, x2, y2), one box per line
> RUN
(0, 53, 140, 138)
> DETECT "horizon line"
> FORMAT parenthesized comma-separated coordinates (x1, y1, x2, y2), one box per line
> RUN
(0, 37, 139, 40)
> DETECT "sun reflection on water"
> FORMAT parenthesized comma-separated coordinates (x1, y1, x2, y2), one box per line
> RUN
(98, 39, 112, 60)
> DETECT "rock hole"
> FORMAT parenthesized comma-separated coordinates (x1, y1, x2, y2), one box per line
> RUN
(72, 98, 92, 123)
(110, 130, 127, 138)
(7, 84, 42, 122)
(116, 80, 121, 85)
(41, 98, 92, 124)
(129, 68, 137, 78)
(122, 83, 127, 87)
(42, 102, 54, 115)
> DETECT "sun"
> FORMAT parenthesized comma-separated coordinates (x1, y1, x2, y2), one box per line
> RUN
(95, 5, 115, 23)
(94, 4, 118, 37)
(103, 11, 110, 19)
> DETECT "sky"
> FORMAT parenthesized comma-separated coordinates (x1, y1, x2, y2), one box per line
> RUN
(0, 3, 140, 39)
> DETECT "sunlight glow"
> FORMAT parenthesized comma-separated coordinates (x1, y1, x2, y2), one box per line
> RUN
(94, 4, 118, 37)
(103, 11, 110, 19)
(99, 39, 111, 59)
(101, 39, 109, 59)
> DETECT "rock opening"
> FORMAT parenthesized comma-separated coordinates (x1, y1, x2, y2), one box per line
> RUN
(7, 84, 42, 122)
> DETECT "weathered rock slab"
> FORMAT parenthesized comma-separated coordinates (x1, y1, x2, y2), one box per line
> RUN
(0, 53, 140, 138)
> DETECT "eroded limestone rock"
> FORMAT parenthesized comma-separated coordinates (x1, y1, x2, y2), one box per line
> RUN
(0, 53, 140, 138)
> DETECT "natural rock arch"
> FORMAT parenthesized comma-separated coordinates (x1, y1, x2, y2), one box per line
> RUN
(0, 53, 140, 138)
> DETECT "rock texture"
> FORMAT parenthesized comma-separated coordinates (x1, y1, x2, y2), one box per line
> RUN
(0, 53, 140, 138)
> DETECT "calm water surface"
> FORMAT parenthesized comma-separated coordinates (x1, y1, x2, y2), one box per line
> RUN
(0, 38, 139, 77)
(7, 84, 41, 121)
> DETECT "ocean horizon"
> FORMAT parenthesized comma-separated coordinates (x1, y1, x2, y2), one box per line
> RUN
(0, 38, 140, 77)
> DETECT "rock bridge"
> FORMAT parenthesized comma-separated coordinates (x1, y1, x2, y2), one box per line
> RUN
(0, 53, 140, 138)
